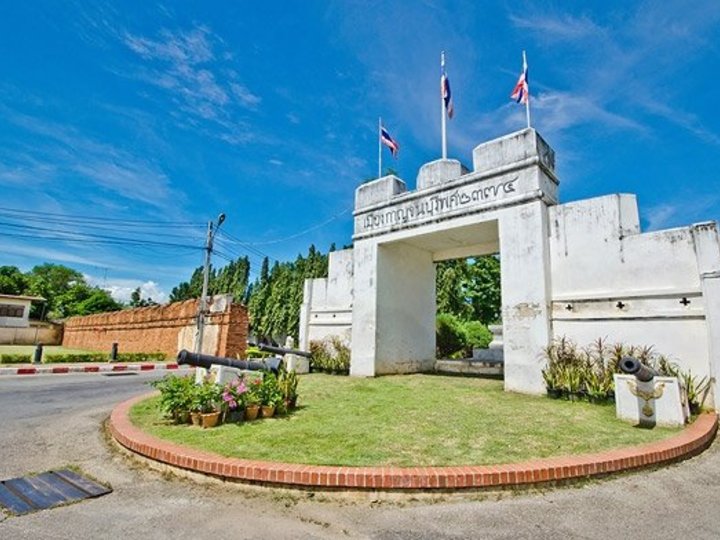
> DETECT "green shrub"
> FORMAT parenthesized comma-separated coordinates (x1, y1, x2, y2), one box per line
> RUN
(436, 313, 467, 358)
(44, 353, 107, 363)
(151, 374, 196, 422)
(0, 354, 32, 364)
(115, 352, 167, 362)
(310, 337, 350, 374)
(243, 346, 274, 359)
(464, 321, 493, 350)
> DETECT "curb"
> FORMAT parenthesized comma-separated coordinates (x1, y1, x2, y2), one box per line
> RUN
(0, 363, 190, 376)
(109, 393, 718, 491)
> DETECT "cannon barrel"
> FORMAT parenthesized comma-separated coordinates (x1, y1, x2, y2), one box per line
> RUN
(619, 356, 658, 382)
(257, 343, 312, 359)
(177, 349, 282, 374)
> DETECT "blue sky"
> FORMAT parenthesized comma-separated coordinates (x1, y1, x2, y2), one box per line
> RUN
(1, 1, 719, 303)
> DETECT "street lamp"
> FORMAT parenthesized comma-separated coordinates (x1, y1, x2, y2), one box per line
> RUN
(195, 213, 225, 382)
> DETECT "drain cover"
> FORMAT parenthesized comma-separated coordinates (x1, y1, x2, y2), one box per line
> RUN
(0, 469, 111, 515)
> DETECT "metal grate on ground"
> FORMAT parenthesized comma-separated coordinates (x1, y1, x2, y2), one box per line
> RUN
(0, 469, 111, 515)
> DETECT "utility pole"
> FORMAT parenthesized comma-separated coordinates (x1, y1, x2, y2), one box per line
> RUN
(194, 213, 225, 383)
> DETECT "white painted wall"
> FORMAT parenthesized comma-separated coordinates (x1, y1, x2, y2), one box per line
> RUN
(549, 194, 720, 405)
(0, 297, 32, 328)
(299, 249, 354, 352)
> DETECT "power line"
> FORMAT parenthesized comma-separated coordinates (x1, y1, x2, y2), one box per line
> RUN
(225, 206, 352, 246)
(0, 232, 204, 250)
(0, 206, 206, 227)
(0, 227, 202, 250)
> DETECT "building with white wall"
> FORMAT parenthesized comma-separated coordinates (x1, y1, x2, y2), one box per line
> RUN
(300, 129, 720, 407)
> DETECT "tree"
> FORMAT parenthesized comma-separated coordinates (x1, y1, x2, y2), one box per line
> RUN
(16, 263, 123, 318)
(466, 255, 501, 324)
(129, 286, 158, 308)
(435, 255, 501, 324)
(74, 289, 123, 315)
(0, 266, 28, 295)
(436, 260, 472, 320)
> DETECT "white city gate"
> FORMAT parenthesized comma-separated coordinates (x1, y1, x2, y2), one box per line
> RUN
(300, 129, 720, 404)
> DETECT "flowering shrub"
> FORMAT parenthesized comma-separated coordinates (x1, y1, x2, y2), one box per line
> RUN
(222, 378, 248, 411)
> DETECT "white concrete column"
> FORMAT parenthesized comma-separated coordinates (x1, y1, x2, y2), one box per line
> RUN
(692, 221, 720, 409)
(350, 240, 379, 376)
(499, 200, 553, 394)
(298, 279, 313, 352)
(375, 242, 436, 374)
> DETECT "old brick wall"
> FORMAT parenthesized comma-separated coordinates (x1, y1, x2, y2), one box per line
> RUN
(62, 297, 248, 359)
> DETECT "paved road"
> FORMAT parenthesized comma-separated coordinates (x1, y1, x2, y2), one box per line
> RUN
(0, 373, 719, 539)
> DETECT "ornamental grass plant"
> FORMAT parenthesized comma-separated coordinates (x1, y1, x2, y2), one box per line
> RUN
(542, 337, 713, 411)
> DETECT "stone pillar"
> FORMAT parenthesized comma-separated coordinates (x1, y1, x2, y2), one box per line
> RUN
(350, 240, 379, 376)
(416, 159, 468, 190)
(298, 280, 313, 351)
(350, 238, 437, 376)
(691, 221, 720, 409)
(375, 242, 436, 373)
(498, 200, 553, 394)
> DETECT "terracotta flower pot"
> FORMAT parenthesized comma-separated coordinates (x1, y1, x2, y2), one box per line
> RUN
(260, 405, 275, 418)
(200, 411, 221, 428)
(190, 412, 202, 426)
(245, 404, 260, 421)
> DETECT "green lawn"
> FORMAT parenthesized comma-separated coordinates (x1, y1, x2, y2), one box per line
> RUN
(130, 373, 682, 467)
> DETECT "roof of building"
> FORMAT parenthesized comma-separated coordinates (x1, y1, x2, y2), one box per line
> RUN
(0, 293, 46, 302)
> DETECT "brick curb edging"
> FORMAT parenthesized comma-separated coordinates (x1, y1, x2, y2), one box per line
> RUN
(0, 363, 190, 376)
(109, 393, 718, 491)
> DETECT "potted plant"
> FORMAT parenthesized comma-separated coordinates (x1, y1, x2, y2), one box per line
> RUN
(193, 379, 222, 428)
(244, 376, 262, 420)
(259, 372, 282, 418)
(278, 368, 299, 410)
(151, 374, 195, 424)
(222, 377, 248, 423)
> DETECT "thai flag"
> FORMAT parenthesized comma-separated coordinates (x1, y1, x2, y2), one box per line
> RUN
(380, 126, 399, 157)
(510, 58, 529, 104)
(441, 70, 454, 118)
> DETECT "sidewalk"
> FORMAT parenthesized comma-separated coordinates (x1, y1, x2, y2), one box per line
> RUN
(0, 362, 192, 376)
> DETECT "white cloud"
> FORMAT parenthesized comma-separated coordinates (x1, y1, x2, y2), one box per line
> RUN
(123, 25, 261, 141)
(0, 108, 179, 210)
(644, 204, 678, 231)
(230, 83, 261, 108)
(86, 275, 169, 304)
(508, 4, 720, 147)
(509, 13, 604, 41)
(0, 244, 107, 268)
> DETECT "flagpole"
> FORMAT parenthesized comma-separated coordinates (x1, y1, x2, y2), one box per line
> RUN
(441, 51, 447, 160)
(378, 117, 383, 179)
(523, 50, 531, 129)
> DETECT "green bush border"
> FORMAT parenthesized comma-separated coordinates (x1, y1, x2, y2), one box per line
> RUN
(0, 353, 32, 364)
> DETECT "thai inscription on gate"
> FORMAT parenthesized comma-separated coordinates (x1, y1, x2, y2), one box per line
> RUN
(355, 174, 519, 237)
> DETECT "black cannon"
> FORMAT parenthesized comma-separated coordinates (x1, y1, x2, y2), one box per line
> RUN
(177, 349, 283, 375)
(257, 343, 312, 359)
(619, 356, 658, 382)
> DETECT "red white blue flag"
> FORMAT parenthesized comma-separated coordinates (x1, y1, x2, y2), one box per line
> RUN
(441, 69, 454, 119)
(380, 125, 399, 157)
(510, 55, 529, 104)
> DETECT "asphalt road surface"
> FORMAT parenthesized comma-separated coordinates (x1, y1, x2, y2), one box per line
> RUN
(1, 373, 719, 539)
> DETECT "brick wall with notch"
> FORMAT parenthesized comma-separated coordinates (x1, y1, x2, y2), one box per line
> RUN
(62, 299, 248, 359)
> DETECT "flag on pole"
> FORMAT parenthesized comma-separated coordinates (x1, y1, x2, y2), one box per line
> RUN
(510, 54, 529, 104)
(380, 125, 399, 157)
(441, 68, 454, 119)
